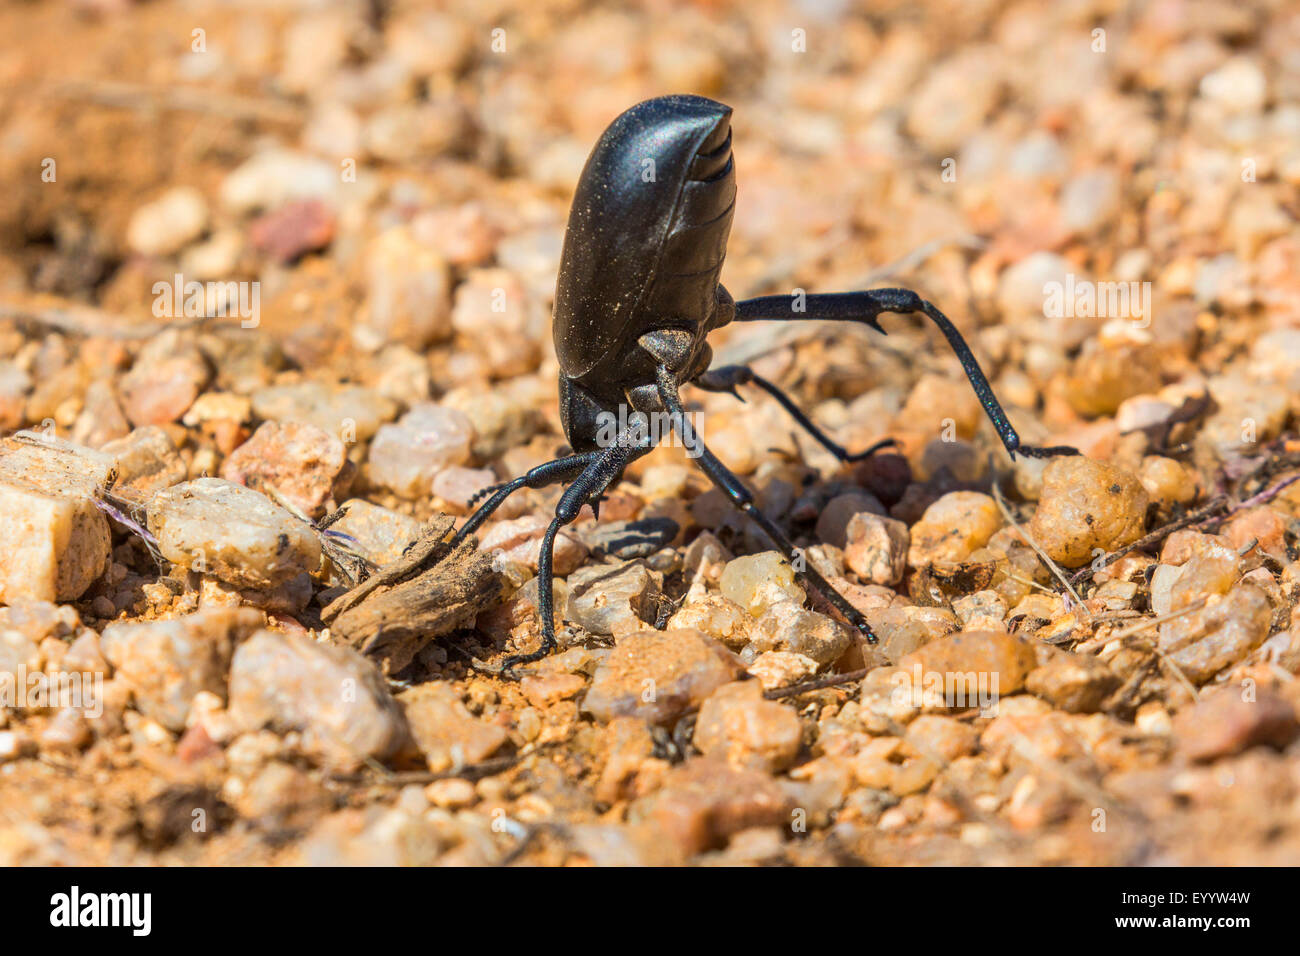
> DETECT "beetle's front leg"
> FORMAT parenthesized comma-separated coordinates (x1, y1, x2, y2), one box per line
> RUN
(694, 364, 897, 463)
(733, 289, 1079, 461)
(499, 431, 654, 676)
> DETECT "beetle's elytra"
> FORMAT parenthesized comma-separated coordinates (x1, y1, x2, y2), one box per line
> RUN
(457, 94, 1079, 674)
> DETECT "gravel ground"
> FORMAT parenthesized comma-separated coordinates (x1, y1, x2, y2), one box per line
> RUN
(0, 0, 1298, 865)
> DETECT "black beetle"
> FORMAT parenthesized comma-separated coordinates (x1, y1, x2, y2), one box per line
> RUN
(455, 94, 1076, 672)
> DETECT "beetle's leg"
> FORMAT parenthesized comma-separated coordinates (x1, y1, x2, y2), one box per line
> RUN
(500, 432, 654, 675)
(453, 452, 601, 544)
(694, 364, 897, 462)
(733, 289, 1079, 460)
(655, 365, 878, 645)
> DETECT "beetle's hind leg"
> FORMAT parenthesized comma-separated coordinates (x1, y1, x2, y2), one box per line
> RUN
(655, 365, 879, 646)
(733, 289, 1079, 460)
(694, 365, 897, 463)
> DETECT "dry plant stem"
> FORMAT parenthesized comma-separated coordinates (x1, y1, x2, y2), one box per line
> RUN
(762, 668, 870, 701)
(1067, 495, 1229, 588)
(990, 478, 1088, 614)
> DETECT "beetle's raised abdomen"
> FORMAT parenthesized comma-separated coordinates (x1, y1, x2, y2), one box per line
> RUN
(553, 95, 736, 384)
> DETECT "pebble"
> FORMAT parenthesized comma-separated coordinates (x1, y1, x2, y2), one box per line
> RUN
(251, 383, 396, 444)
(477, 514, 589, 576)
(693, 681, 803, 773)
(898, 630, 1039, 700)
(844, 512, 909, 586)
(328, 499, 421, 567)
(228, 629, 410, 771)
(219, 149, 340, 215)
(581, 517, 679, 560)
(668, 594, 752, 650)
(126, 187, 209, 257)
(746, 651, 821, 690)
(0, 436, 112, 602)
(221, 420, 349, 518)
(361, 226, 453, 351)
(1025, 652, 1120, 713)
(631, 757, 792, 857)
(368, 403, 474, 499)
(582, 629, 744, 726)
(248, 199, 335, 263)
(951, 589, 1009, 630)
(907, 491, 1003, 567)
(100, 607, 263, 731)
(1027, 457, 1148, 568)
(148, 478, 321, 589)
(719, 552, 806, 618)
(397, 682, 510, 773)
(1174, 687, 1298, 762)
(450, 268, 545, 378)
(749, 602, 852, 667)
(814, 492, 885, 549)
(100, 426, 187, 498)
(430, 465, 496, 513)
(566, 561, 661, 637)
(1157, 582, 1272, 684)
(119, 332, 210, 427)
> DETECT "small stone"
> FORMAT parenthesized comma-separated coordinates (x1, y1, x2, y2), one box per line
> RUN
(950, 590, 1009, 630)
(631, 757, 792, 857)
(361, 226, 453, 351)
(430, 465, 496, 512)
(693, 681, 802, 773)
(1174, 687, 1298, 762)
(582, 629, 744, 726)
(450, 268, 545, 378)
(248, 199, 334, 263)
(749, 602, 852, 667)
(519, 672, 587, 708)
(581, 517, 679, 560)
(566, 561, 661, 637)
(126, 186, 209, 257)
(907, 491, 1003, 567)
(814, 492, 885, 548)
(899, 630, 1039, 700)
(397, 682, 509, 773)
(229, 629, 410, 771)
(101, 607, 263, 731)
(119, 332, 210, 427)
(0, 436, 112, 602)
(1028, 457, 1148, 568)
(220, 148, 340, 216)
(424, 778, 477, 810)
(368, 403, 474, 499)
(328, 499, 421, 567)
(719, 552, 806, 617)
(668, 594, 752, 650)
(221, 420, 349, 518)
(844, 512, 909, 586)
(478, 514, 588, 576)
(1158, 582, 1272, 683)
(148, 478, 321, 589)
(1026, 652, 1120, 713)
(99, 426, 187, 498)
(746, 651, 820, 690)
(251, 383, 396, 443)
